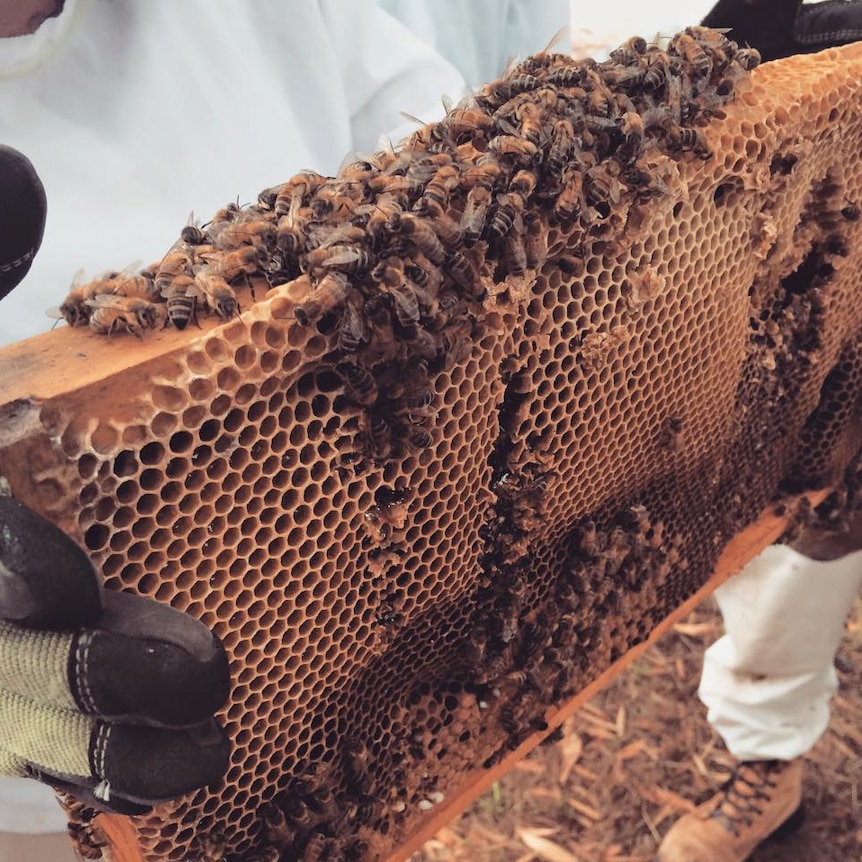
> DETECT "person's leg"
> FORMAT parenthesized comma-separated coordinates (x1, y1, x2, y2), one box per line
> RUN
(700, 544, 862, 761)
(658, 544, 862, 862)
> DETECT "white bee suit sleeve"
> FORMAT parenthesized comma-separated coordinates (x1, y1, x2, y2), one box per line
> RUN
(0, 0, 465, 348)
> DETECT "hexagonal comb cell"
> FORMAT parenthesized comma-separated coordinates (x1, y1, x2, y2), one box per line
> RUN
(1, 31, 862, 862)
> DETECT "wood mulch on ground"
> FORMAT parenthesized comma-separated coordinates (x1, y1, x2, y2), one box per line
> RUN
(412, 594, 862, 862)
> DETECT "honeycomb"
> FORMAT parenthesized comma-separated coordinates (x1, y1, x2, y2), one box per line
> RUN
(1, 29, 862, 862)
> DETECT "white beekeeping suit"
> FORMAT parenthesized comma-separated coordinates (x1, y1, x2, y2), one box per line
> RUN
(382, 0, 571, 87)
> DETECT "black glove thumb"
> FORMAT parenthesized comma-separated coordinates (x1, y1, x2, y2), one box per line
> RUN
(0, 145, 47, 301)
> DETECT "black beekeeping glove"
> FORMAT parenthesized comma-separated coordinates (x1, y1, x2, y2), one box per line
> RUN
(0, 145, 46, 301)
(702, 0, 862, 62)
(0, 495, 231, 814)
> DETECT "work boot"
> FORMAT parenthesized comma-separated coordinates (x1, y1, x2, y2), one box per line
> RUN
(656, 759, 804, 862)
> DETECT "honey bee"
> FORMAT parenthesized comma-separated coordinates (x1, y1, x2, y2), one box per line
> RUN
(212, 217, 276, 252)
(388, 281, 422, 332)
(523, 212, 547, 269)
(388, 213, 446, 265)
(585, 161, 624, 216)
(154, 242, 195, 295)
(337, 290, 370, 353)
(57, 268, 153, 326)
(364, 298, 399, 363)
(659, 415, 684, 451)
(447, 249, 484, 299)
(670, 32, 712, 78)
(643, 52, 670, 91)
(734, 47, 761, 71)
(274, 171, 326, 218)
(304, 833, 339, 862)
(337, 361, 378, 406)
(362, 412, 394, 461)
(206, 246, 260, 286)
(487, 191, 524, 240)
(461, 158, 502, 190)
(447, 104, 495, 140)
(416, 198, 464, 248)
(194, 830, 228, 861)
(282, 795, 317, 830)
(610, 35, 648, 65)
(276, 217, 306, 258)
(482, 73, 541, 105)
(342, 738, 371, 785)
(545, 118, 575, 177)
(180, 211, 209, 245)
(259, 802, 296, 846)
(513, 100, 543, 146)
(358, 197, 400, 251)
(161, 276, 199, 330)
(295, 271, 350, 326)
(841, 199, 859, 221)
(419, 164, 460, 209)
(504, 229, 527, 277)
(55, 271, 116, 326)
(303, 245, 373, 277)
(546, 64, 590, 88)
(193, 267, 240, 319)
(406, 251, 445, 295)
(87, 295, 160, 337)
(619, 111, 645, 145)
(58, 795, 107, 861)
(460, 184, 493, 244)
(669, 126, 712, 159)
(557, 253, 585, 275)
(553, 167, 585, 222)
(487, 134, 540, 165)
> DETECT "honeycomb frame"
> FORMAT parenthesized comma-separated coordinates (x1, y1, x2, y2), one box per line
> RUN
(1, 37, 862, 862)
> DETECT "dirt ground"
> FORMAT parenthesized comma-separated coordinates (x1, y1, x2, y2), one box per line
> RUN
(412, 594, 862, 862)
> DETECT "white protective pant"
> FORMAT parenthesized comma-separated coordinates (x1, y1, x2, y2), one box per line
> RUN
(699, 543, 862, 762)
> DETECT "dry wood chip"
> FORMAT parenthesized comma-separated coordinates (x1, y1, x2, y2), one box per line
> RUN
(615, 705, 627, 737)
(615, 740, 649, 762)
(517, 759, 548, 774)
(637, 785, 698, 813)
(516, 827, 580, 862)
(571, 764, 599, 781)
(558, 732, 584, 785)
(566, 796, 603, 821)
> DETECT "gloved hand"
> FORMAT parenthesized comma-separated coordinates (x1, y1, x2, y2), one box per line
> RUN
(702, 0, 862, 62)
(0, 146, 231, 814)
(0, 145, 46, 300)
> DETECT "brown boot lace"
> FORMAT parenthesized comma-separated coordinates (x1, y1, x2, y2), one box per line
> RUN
(708, 760, 787, 837)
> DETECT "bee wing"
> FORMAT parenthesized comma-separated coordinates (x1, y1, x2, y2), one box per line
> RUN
(45, 306, 65, 320)
(495, 116, 520, 137)
(317, 224, 364, 250)
(68, 267, 87, 288)
(542, 24, 569, 54)
(319, 248, 363, 267)
(85, 293, 124, 309)
(398, 111, 428, 128)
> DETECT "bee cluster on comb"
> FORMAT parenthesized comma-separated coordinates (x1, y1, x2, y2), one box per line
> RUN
(59, 28, 755, 468)
(15, 27, 861, 862)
